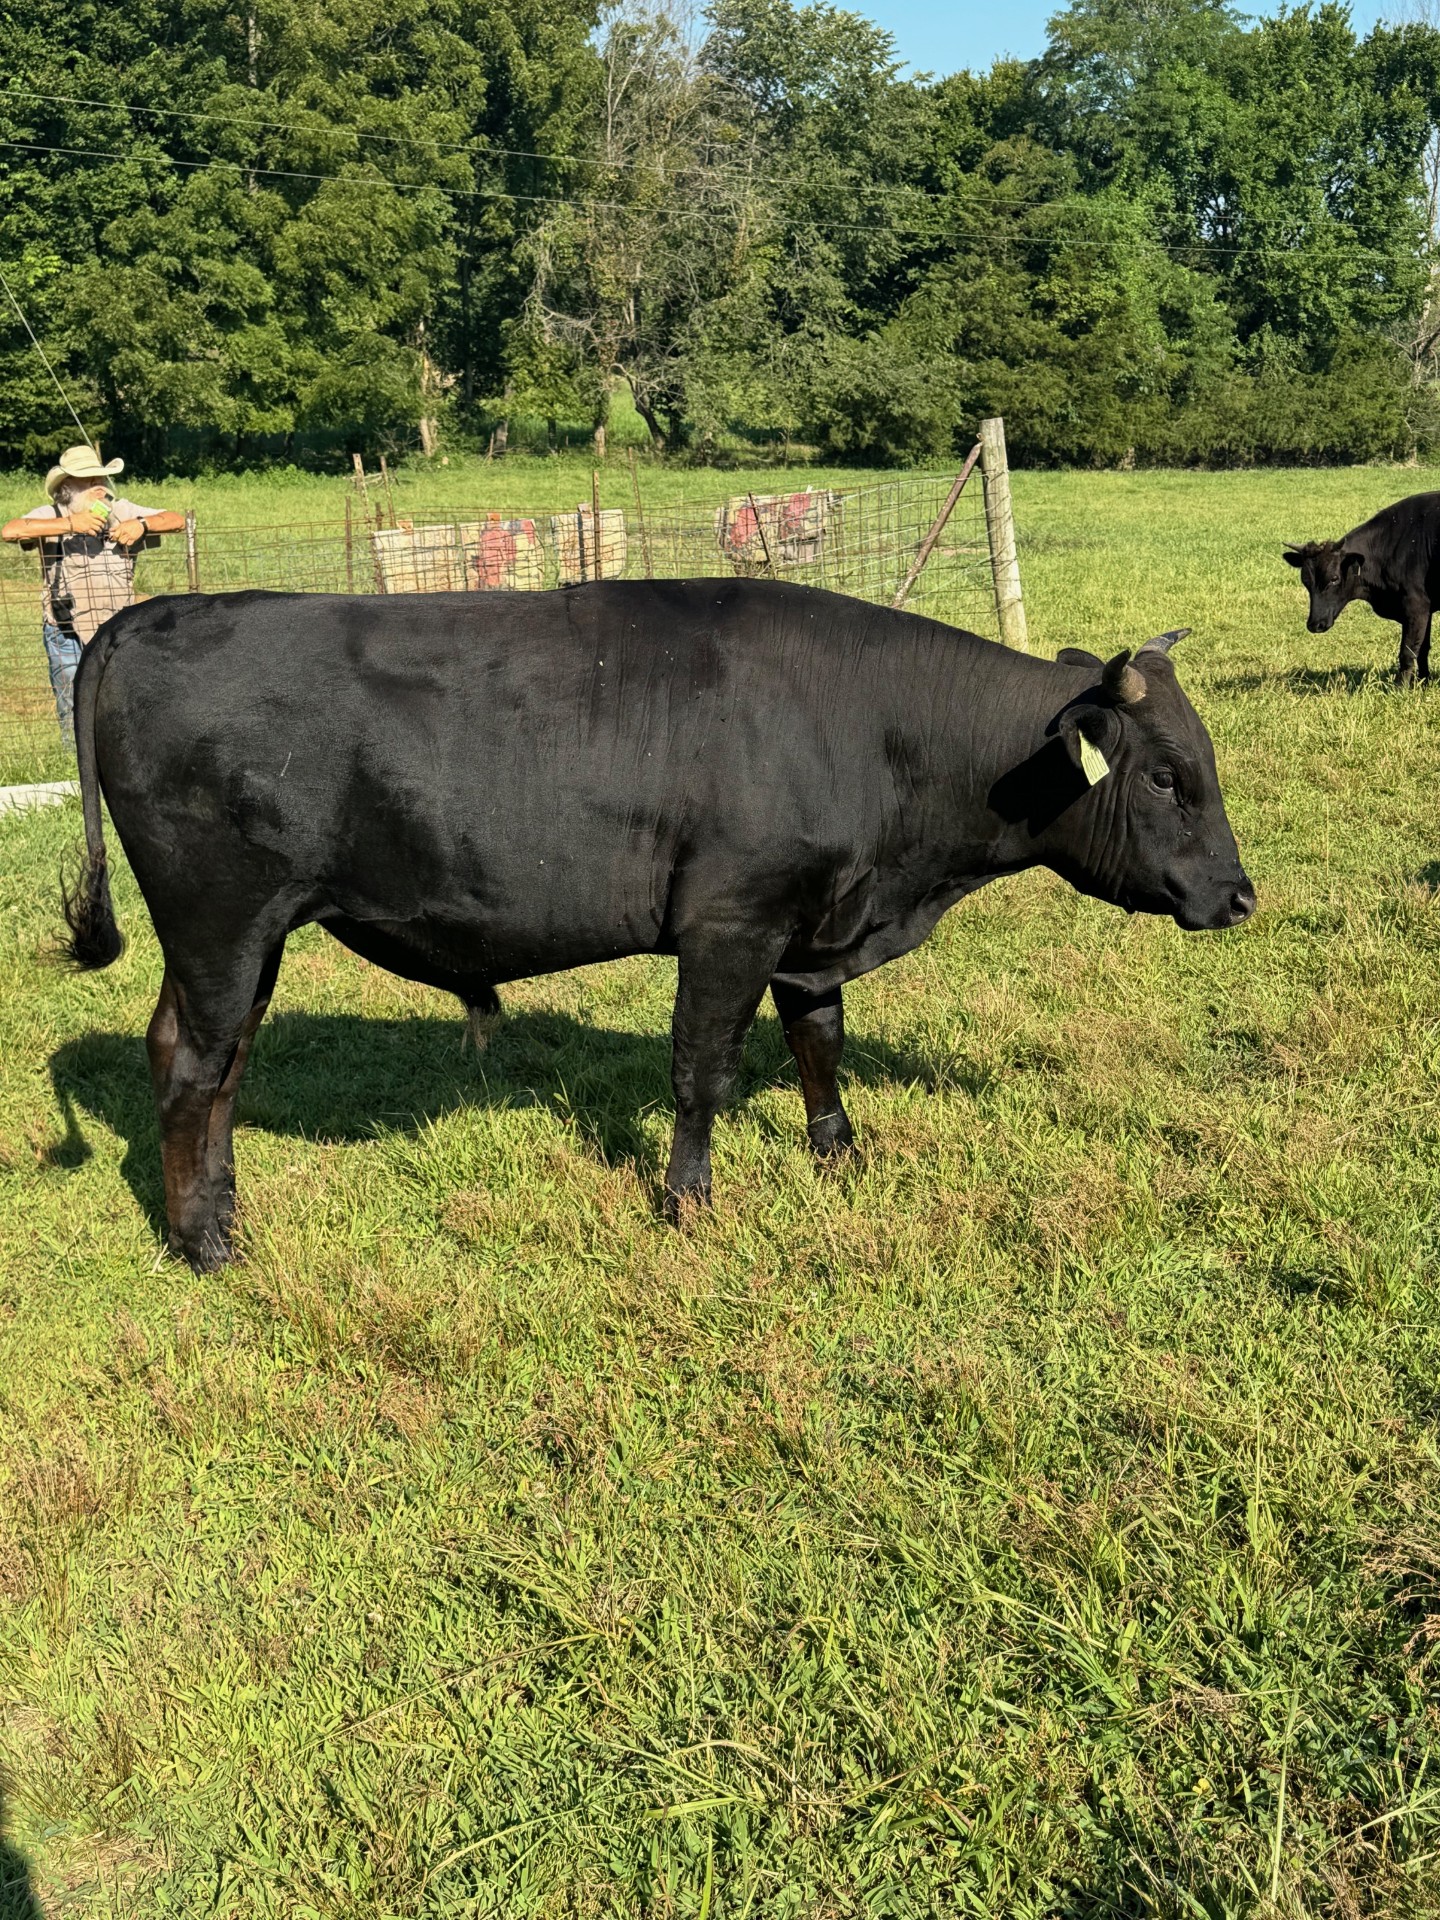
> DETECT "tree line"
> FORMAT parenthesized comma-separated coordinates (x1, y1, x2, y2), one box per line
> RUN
(3, 0, 1440, 469)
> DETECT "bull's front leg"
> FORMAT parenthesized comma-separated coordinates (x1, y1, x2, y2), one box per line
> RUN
(770, 979, 855, 1163)
(1396, 595, 1431, 685)
(665, 936, 779, 1221)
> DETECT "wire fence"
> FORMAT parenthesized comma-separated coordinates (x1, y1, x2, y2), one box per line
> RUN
(0, 469, 998, 783)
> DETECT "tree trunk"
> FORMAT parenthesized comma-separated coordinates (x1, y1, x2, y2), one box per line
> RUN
(417, 331, 440, 457)
(633, 393, 667, 453)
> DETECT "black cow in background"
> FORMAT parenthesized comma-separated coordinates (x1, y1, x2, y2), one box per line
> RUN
(1284, 492, 1440, 684)
(62, 581, 1253, 1271)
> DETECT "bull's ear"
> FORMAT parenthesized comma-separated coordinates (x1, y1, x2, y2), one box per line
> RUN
(1056, 646, 1103, 668)
(1138, 627, 1189, 655)
(1282, 549, 1305, 568)
(1101, 649, 1148, 706)
(1342, 550, 1364, 578)
(1057, 703, 1122, 785)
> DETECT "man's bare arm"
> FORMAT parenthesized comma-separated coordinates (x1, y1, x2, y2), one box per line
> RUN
(0, 512, 104, 544)
(113, 509, 187, 545)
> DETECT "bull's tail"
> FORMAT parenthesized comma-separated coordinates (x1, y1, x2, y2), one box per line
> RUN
(60, 636, 124, 970)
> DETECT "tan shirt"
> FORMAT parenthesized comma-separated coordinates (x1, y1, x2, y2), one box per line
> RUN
(22, 497, 157, 644)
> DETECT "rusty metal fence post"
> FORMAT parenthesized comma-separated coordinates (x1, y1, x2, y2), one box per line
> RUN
(891, 444, 981, 610)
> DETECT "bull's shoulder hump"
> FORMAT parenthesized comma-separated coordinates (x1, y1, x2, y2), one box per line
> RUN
(1352, 492, 1440, 540)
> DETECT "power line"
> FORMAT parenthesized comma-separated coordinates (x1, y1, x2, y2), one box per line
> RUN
(8, 78, 1440, 239)
(0, 133, 941, 233)
(0, 258, 92, 443)
(0, 81, 977, 208)
(2, 83, 642, 176)
(0, 133, 1424, 263)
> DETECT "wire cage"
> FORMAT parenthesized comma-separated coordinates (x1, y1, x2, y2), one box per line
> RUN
(0, 469, 1000, 784)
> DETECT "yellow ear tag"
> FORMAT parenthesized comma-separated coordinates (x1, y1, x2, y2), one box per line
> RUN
(1079, 735, 1110, 786)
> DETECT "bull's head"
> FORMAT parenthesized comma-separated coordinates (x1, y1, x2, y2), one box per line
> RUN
(991, 632, 1254, 932)
(1282, 540, 1363, 632)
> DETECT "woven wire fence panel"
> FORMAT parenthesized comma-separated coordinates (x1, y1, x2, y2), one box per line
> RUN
(0, 471, 997, 784)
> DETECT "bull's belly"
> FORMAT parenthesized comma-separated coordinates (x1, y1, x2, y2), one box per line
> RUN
(320, 902, 671, 986)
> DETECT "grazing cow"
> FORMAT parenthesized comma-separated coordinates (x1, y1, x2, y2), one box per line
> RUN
(1283, 492, 1440, 683)
(61, 582, 1253, 1270)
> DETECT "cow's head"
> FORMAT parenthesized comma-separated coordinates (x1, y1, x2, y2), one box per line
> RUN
(991, 632, 1254, 932)
(1282, 540, 1364, 632)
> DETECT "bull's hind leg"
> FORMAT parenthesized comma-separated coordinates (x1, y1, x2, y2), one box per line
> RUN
(771, 980, 855, 1163)
(1397, 597, 1431, 684)
(204, 941, 285, 1246)
(147, 940, 283, 1271)
(665, 936, 783, 1220)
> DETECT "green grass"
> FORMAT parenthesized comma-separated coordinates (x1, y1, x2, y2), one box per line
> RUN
(1, 468, 1439, 1916)
(0, 452, 891, 536)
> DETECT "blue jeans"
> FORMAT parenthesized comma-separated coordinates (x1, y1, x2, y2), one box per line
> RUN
(41, 621, 82, 748)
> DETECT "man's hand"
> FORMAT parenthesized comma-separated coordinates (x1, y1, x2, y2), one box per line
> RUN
(112, 517, 146, 547)
(69, 508, 107, 537)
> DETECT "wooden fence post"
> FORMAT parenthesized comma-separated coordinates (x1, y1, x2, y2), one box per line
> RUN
(979, 416, 1027, 651)
(372, 503, 387, 593)
(591, 469, 603, 581)
(352, 452, 368, 506)
(184, 509, 200, 592)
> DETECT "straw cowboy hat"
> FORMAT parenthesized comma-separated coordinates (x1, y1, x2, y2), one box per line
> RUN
(44, 445, 124, 497)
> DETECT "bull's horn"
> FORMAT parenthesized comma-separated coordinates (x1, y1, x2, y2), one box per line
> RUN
(1138, 628, 1190, 655)
(1102, 650, 1148, 706)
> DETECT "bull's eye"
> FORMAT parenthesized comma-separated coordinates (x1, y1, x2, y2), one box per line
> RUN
(1150, 766, 1177, 793)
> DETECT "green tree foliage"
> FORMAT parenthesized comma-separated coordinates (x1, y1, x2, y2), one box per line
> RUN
(0, 0, 600, 463)
(807, 0, 1440, 463)
(2, 0, 1438, 465)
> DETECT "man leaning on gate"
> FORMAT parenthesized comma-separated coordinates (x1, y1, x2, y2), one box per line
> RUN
(0, 445, 184, 747)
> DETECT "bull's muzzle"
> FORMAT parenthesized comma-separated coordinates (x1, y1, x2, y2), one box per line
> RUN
(1214, 882, 1256, 927)
(1173, 878, 1256, 932)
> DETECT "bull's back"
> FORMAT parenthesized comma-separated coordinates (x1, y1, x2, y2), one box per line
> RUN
(91, 582, 917, 968)
(1352, 493, 1440, 586)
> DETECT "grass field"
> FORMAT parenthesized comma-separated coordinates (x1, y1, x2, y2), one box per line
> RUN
(1, 467, 1438, 1916)
(0, 450, 898, 537)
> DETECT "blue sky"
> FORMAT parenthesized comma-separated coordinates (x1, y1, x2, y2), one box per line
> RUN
(860, 1, 1400, 78)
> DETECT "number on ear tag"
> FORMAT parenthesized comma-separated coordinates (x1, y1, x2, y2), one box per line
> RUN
(1079, 735, 1110, 786)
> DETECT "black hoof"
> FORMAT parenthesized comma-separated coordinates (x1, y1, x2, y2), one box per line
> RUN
(807, 1112, 856, 1163)
(171, 1228, 235, 1273)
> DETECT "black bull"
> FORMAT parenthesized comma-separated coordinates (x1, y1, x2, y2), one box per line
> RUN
(62, 580, 1254, 1270)
(1283, 490, 1440, 684)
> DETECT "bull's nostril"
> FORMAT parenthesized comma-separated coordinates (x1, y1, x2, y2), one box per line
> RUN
(1231, 886, 1256, 923)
